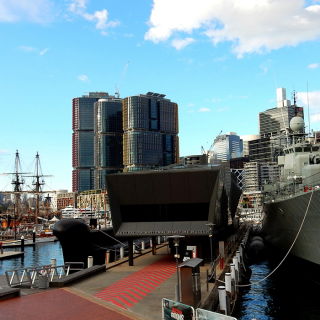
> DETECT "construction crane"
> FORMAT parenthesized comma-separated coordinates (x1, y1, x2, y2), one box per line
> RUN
(115, 61, 129, 98)
(201, 130, 222, 155)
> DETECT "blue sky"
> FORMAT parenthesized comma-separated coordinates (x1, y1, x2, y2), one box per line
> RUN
(1, 0, 320, 192)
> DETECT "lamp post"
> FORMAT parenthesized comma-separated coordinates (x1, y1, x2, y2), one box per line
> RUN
(169, 235, 184, 302)
(206, 223, 215, 278)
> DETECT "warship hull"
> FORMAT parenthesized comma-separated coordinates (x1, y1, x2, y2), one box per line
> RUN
(261, 189, 320, 266)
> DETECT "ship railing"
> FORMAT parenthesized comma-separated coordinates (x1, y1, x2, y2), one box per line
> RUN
(5, 264, 70, 288)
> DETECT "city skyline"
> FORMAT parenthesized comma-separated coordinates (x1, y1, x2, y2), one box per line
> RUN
(1, 0, 320, 192)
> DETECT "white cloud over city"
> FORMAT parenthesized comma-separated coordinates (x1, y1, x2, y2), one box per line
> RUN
(297, 90, 320, 126)
(145, 0, 320, 57)
(0, 0, 53, 23)
(78, 75, 89, 82)
(68, 0, 119, 34)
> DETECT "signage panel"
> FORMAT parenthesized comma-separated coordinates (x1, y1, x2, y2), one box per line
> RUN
(162, 298, 195, 320)
(196, 308, 237, 320)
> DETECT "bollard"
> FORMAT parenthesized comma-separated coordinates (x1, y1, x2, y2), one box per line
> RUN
(150, 239, 152, 249)
(21, 236, 25, 252)
(233, 256, 239, 272)
(218, 286, 227, 315)
(51, 258, 57, 277)
(141, 240, 145, 250)
(105, 250, 110, 264)
(225, 273, 232, 293)
(230, 263, 236, 294)
(133, 243, 136, 254)
(88, 256, 93, 268)
(158, 236, 161, 244)
(236, 250, 241, 264)
(120, 246, 124, 259)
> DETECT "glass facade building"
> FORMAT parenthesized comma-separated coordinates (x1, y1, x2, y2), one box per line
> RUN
(94, 98, 123, 189)
(72, 92, 110, 192)
(214, 132, 243, 162)
(123, 92, 179, 171)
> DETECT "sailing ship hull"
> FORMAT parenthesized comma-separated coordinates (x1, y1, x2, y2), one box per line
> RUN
(261, 189, 320, 266)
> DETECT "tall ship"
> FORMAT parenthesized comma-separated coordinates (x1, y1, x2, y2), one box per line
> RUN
(261, 116, 320, 266)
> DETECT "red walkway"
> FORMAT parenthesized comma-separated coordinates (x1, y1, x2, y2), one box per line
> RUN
(94, 255, 177, 310)
(0, 289, 137, 320)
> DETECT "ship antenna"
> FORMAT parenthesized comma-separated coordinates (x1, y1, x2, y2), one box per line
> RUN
(307, 82, 310, 137)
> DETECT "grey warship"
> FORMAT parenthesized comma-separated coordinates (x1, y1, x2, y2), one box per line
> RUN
(261, 116, 320, 266)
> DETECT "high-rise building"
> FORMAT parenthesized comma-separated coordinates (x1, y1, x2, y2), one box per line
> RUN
(259, 88, 304, 136)
(214, 132, 243, 162)
(122, 92, 179, 171)
(72, 92, 110, 192)
(94, 98, 123, 189)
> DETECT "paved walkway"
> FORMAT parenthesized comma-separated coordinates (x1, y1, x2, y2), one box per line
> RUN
(0, 245, 214, 320)
(0, 289, 137, 320)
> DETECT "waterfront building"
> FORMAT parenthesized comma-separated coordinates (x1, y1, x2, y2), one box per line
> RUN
(240, 135, 260, 157)
(77, 189, 110, 218)
(214, 132, 243, 162)
(72, 92, 110, 192)
(72, 92, 121, 192)
(94, 97, 123, 190)
(56, 191, 78, 210)
(183, 154, 208, 165)
(50, 189, 67, 212)
(122, 92, 179, 171)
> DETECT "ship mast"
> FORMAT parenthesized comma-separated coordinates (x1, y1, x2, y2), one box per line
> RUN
(31, 152, 53, 233)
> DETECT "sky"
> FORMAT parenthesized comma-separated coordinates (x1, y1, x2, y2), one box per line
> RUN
(1, 0, 320, 193)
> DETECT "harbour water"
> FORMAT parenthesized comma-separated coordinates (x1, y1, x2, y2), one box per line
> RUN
(0, 241, 64, 275)
(236, 251, 320, 320)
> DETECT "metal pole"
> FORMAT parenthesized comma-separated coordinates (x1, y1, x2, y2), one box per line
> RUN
(175, 245, 180, 302)
(209, 235, 213, 272)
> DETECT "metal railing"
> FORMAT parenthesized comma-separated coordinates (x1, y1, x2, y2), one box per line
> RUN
(65, 262, 84, 272)
(5, 264, 70, 288)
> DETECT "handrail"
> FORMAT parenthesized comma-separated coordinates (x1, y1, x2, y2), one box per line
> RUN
(5, 264, 70, 288)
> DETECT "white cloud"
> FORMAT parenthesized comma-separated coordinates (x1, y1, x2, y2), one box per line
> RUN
(187, 110, 195, 113)
(217, 107, 230, 112)
(68, 0, 87, 14)
(145, 0, 320, 57)
(19, 46, 37, 52)
(308, 63, 319, 69)
(297, 90, 320, 127)
(0, 0, 53, 23)
(40, 48, 49, 55)
(171, 37, 195, 50)
(68, 1, 119, 34)
(78, 75, 89, 82)
(199, 107, 210, 112)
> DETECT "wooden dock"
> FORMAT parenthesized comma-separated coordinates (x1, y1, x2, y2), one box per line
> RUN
(0, 251, 24, 260)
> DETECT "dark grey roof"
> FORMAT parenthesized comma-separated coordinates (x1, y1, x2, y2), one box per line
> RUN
(179, 258, 203, 268)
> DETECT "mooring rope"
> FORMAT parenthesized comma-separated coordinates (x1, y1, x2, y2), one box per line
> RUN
(239, 189, 313, 287)
(98, 229, 126, 246)
(208, 189, 314, 287)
